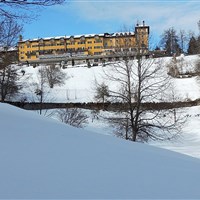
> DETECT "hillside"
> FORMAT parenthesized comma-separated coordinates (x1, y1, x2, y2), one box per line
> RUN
(1, 102, 200, 199)
(18, 54, 200, 103)
(5, 54, 199, 159)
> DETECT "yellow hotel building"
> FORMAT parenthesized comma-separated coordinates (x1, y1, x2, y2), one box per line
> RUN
(18, 22, 149, 62)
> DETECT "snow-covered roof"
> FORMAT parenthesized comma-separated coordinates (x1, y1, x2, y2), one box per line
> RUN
(19, 32, 135, 43)
(112, 32, 135, 37)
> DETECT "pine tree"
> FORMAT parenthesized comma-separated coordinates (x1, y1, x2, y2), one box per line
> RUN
(161, 27, 181, 56)
(188, 36, 198, 55)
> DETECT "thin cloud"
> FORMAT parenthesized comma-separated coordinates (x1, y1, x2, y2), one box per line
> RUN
(45, 0, 200, 42)
(64, 1, 200, 35)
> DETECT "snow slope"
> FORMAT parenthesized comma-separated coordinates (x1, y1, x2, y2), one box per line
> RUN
(1, 102, 200, 199)
(151, 106, 200, 158)
(19, 55, 200, 103)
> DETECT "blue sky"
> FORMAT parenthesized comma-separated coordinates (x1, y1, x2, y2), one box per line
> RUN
(23, 0, 200, 47)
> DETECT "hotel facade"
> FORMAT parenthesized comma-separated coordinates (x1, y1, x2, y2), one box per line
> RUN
(18, 21, 149, 62)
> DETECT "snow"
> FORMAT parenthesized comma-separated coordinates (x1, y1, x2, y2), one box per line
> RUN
(1, 102, 200, 199)
(22, 32, 110, 42)
(10, 55, 200, 159)
(174, 76, 200, 100)
(151, 106, 200, 158)
(17, 55, 200, 103)
(2, 54, 200, 198)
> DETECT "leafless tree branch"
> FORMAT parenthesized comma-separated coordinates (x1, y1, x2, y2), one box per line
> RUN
(0, 0, 66, 19)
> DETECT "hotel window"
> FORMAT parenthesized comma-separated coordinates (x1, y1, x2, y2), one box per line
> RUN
(69, 42, 75, 45)
(94, 39, 102, 43)
(78, 41, 85, 44)
(94, 46, 102, 49)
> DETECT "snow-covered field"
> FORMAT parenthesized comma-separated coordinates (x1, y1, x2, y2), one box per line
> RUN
(1, 102, 200, 199)
(1, 55, 200, 198)
(15, 55, 200, 158)
(151, 106, 200, 158)
(18, 55, 200, 103)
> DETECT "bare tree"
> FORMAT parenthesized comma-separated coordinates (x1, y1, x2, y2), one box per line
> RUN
(195, 57, 200, 90)
(197, 20, 200, 53)
(0, 0, 66, 19)
(197, 20, 200, 36)
(0, 17, 22, 51)
(166, 55, 180, 77)
(195, 59, 200, 76)
(31, 65, 67, 114)
(187, 20, 200, 55)
(99, 36, 183, 142)
(94, 82, 110, 103)
(178, 29, 187, 54)
(44, 64, 67, 88)
(33, 66, 48, 115)
(1, 0, 65, 6)
(57, 108, 88, 128)
(0, 18, 23, 102)
(0, 66, 22, 102)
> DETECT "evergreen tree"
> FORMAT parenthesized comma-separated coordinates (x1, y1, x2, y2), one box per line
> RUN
(187, 36, 198, 55)
(197, 36, 200, 53)
(160, 27, 181, 55)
